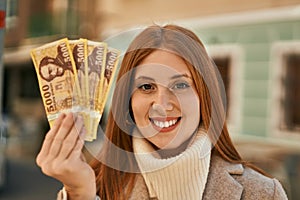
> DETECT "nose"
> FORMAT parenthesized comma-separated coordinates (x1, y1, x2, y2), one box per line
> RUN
(51, 71, 56, 76)
(152, 86, 174, 111)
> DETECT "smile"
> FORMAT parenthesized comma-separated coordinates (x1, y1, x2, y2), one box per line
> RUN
(149, 117, 181, 132)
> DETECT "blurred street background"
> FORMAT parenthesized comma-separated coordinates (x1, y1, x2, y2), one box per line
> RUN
(0, 0, 300, 199)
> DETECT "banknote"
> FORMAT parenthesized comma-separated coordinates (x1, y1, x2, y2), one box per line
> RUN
(85, 41, 107, 141)
(31, 38, 120, 141)
(90, 47, 120, 140)
(69, 39, 88, 107)
(31, 38, 79, 127)
(100, 47, 121, 112)
(69, 39, 92, 140)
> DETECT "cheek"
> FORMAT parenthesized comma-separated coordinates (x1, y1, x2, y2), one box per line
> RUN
(176, 93, 200, 144)
(58, 67, 64, 74)
(178, 91, 200, 118)
(41, 68, 49, 78)
(131, 93, 150, 123)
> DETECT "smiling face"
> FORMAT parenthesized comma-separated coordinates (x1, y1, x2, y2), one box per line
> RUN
(131, 50, 200, 150)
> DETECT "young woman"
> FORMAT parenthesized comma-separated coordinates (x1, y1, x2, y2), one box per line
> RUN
(36, 24, 288, 200)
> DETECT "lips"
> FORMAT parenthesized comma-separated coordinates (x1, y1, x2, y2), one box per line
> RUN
(149, 117, 181, 132)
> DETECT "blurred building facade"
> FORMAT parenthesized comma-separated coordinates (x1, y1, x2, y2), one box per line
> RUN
(2, 0, 300, 199)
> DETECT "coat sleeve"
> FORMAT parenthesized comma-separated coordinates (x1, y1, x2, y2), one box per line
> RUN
(273, 179, 288, 200)
(56, 187, 101, 200)
(56, 188, 66, 200)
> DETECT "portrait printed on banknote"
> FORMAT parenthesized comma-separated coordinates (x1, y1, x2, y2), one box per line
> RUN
(38, 44, 74, 82)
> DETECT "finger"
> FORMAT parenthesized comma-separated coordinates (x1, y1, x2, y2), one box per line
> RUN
(36, 113, 66, 166)
(56, 115, 85, 160)
(48, 113, 77, 158)
(68, 133, 86, 160)
(80, 153, 87, 162)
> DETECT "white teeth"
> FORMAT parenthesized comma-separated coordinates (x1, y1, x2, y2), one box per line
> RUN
(152, 118, 178, 128)
(154, 120, 160, 127)
(159, 122, 164, 127)
(164, 121, 169, 128)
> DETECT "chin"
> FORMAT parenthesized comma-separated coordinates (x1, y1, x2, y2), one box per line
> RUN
(161, 143, 180, 150)
(153, 140, 180, 150)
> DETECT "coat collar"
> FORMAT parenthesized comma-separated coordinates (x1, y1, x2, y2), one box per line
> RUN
(130, 153, 245, 200)
(203, 153, 244, 200)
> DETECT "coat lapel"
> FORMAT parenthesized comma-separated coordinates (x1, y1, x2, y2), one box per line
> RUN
(203, 154, 244, 200)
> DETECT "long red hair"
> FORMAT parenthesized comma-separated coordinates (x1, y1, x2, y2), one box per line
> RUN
(89, 24, 267, 200)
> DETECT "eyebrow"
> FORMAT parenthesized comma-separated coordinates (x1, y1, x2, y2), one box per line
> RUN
(135, 73, 192, 81)
(170, 73, 192, 80)
(135, 76, 155, 81)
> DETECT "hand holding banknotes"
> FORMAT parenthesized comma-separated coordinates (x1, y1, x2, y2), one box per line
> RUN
(36, 113, 97, 200)
(31, 38, 119, 199)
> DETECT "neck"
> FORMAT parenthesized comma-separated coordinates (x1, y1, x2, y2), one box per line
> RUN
(153, 131, 197, 159)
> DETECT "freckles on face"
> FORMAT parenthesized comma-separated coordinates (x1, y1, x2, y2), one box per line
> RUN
(131, 50, 200, 150)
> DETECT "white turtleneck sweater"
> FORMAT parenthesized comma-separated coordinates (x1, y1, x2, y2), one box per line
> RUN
(133, 128, 211, 200)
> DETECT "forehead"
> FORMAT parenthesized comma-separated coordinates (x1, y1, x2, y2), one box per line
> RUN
(135, 50, 191, 79)
(43, 63, 56, 68)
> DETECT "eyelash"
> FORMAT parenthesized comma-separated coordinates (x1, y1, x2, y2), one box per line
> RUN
(137, 81, 190, 93)
(138, 83, 156, 93)
(171, 82, 190, 90)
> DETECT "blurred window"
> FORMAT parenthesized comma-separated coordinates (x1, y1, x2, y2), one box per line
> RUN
(19, 67, 40, 98)
(6, 0, 18, 30)
(3, 62, 40, 114)
(213, 57, 231, 116)
(281, 54, 300, 132)
(207, 45, 243, 134)
(28, 0, 54, 37)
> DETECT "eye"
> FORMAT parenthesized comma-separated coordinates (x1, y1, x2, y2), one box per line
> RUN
(138, 83, 156, 93)
(171, 82, 190, 90)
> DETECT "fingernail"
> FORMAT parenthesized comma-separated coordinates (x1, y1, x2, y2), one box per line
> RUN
(77, 115, 84, 124)
(80, 127, 87, 138)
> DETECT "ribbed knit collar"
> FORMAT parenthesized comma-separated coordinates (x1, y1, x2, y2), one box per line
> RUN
(133, 128, 212, 200)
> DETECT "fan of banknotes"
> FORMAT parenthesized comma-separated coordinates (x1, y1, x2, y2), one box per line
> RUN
(31, 38, 120, 141)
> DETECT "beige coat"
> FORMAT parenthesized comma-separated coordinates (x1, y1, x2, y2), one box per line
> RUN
(129, 153, 288, 200)
(57, 153, 288, 200)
